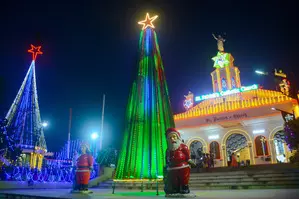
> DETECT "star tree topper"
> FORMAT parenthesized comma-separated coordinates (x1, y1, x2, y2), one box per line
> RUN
(28, 44, 43, 61)
(138, 13, 158, 30)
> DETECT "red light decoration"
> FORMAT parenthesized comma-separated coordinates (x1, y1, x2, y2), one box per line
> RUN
(28, 44, 43, 61)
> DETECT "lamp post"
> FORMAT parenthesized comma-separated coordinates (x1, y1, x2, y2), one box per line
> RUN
(91, 132, 99, 157)
(255, 70, 268, 76)
(41, 121, 48, 128)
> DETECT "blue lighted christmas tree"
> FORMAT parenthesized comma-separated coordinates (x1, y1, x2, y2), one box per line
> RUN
(5, 45, 47, 154)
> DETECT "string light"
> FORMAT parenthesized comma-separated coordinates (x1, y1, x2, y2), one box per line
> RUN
(115, 13, 174, 181)
(5, 45, 47, 170)
(175, 89, 293, 120)
(3, 165, 96, 183)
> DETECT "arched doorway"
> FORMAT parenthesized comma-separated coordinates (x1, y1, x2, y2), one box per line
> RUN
(190, 141, 204, 162)
(226, 133, 250, 166)
(273, 130, 288, 163)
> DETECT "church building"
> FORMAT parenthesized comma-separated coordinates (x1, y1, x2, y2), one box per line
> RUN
(175, 37, 299, 167)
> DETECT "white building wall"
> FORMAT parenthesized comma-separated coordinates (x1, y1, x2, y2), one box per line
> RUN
(177, 114, 287, 167)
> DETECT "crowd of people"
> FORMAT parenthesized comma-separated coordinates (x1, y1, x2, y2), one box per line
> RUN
(191, 152, 215, 171)
(191, 151, 251, 172)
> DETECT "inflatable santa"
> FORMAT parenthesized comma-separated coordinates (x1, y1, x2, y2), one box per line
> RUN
(164, 128, 196, 197)
(74, 142, 93, 193)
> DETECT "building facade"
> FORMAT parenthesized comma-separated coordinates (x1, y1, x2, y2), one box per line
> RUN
(175, 50, 298, 167)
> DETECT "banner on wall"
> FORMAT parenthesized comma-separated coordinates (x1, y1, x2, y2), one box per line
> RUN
(205, 113, 248, 123)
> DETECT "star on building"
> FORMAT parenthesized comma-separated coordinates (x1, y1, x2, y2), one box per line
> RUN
(212, 52, 231, 68)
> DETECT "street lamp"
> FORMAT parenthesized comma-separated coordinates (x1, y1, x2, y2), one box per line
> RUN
(91, 132, 99, 140)
(42, 121, 48, 128)
(91, 132, 99, 157)
(255, 70, 268, 75)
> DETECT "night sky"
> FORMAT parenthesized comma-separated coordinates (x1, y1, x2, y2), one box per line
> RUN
(0, 1, 297, 152)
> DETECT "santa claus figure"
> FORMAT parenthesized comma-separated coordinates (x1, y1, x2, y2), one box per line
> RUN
(74, 142, 93, 193)
(164, 128, 196, 196)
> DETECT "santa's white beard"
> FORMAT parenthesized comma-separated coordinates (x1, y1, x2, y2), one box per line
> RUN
(168, 140, 182, 151)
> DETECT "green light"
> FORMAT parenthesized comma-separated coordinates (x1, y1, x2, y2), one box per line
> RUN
(115, 28, 175, 180)
(195, 84, 258, 101)
(212, 52, 231, 68)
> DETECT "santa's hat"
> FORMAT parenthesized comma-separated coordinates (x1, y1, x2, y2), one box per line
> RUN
(166, 128, 182, 140)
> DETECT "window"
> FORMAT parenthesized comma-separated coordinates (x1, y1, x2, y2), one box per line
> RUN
(231, 77, 236, 88)
(210, 141, 220, 159)
(222, 78, 227, 90)
(255, 135, 269, 156)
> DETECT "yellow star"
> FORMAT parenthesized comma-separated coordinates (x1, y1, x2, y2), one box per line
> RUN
(138, 13, 158, 30)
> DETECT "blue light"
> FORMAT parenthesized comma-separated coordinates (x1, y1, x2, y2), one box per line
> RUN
(91, 132, 99, 140)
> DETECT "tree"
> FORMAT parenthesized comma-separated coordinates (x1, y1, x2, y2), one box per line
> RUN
(0, 118, 21, 164)
(114, 13, 175, 180)
(96, 147, 117, 167)
(284, 118, 299, 164)
(5, 45, 47, 152)
(284, 118, 299, 150)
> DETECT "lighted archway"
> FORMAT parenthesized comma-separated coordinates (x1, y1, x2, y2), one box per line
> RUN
(268, 126, 284, 164)
(269, 126, 284, 140)
(269, 126, 290, 163)
(221, 129, 254, 166)
(186, 137, 208, 154)
(221, 129, 253, 146)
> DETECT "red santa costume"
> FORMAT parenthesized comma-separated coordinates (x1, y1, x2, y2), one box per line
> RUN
(75, 142, 93, 191)
(165, 128, 195, 195)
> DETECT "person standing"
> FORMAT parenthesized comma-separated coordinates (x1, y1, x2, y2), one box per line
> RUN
(231, 153, 238, 168)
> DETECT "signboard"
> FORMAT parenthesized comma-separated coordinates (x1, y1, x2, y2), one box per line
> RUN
(205, 113, 248, 123)
(183, 91, 194, 110)
(281, 111, 294, 122)
(195, 84, 258, 101)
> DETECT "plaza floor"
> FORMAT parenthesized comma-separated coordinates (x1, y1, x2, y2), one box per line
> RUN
(1, 188, 299, 199)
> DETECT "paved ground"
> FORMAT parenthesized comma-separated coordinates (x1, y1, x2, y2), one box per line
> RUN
(1, 188, 299, 199)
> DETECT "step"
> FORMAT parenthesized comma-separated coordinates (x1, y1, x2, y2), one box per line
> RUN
(189, 185, 299, 190)
(97, 167, 299, 190)
(190, 173, 299, 180)
(189, 177, 299, 183)
(189, 180, 299, 187)
(190, 163, 299, 173)
(191, 170, 299, 176)
(99, 178, 299, 188)
(101, 174, 299, 185)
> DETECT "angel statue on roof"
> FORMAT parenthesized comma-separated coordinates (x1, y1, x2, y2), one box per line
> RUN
(212, 33, 226, 52)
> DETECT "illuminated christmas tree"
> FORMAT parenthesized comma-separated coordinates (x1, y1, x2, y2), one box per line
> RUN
(5, 45, 47, 168)
(115, 13, 175, 180)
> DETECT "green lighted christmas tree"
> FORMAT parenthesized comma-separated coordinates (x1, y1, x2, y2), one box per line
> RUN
(115, 13, 175, 180)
